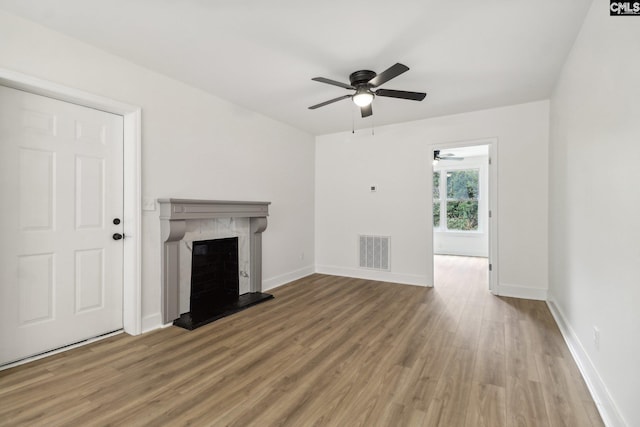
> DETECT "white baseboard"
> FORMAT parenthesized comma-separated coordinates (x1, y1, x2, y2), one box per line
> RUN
(141, 312, 163, 333)
(498, 282, 547, 300)
(263, 265, 315, 291)
(315, 264, 430, 287)
(547, 296, 626, 427)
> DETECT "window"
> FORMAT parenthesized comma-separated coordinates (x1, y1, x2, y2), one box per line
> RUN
(433, 168, 479, 231)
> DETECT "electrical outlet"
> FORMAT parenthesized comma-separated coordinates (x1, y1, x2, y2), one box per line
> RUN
(593, 326, 600, 351)
(299, 252, 305, 261)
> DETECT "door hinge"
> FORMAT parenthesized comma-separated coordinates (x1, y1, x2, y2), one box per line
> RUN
(489, 157, 492, 165)
(489, 263, 493, 271)
(489, 210, 492, 218)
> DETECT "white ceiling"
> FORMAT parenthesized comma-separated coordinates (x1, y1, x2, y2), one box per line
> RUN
(0, 0, 592, 136)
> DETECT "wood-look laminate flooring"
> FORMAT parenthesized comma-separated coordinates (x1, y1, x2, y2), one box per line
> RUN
(0, 255, 603, 426)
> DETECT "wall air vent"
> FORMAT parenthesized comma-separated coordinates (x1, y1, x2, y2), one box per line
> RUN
(359, 235, 390, 271)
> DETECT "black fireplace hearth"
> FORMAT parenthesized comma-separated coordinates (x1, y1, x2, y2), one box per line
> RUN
(173, 237, 273, 330)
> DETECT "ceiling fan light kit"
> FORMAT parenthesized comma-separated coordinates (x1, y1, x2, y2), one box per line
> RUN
(352, 87, 374, 107)
(309, 63, 427, 118)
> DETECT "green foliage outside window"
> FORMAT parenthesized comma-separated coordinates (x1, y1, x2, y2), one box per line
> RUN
(433, 172, 440, 227)
(433, 169, 479, 231)
(433, 202, 441, 227)
(447, 170, 478, 199)
(447, 200, 478, 230)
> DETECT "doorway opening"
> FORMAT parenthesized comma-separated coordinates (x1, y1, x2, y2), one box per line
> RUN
(431, 140, 497, 293)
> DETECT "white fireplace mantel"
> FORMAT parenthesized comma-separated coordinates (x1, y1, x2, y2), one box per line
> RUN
(158, 199, 270, 324)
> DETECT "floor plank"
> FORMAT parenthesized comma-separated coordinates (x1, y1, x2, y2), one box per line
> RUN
(0, 255, 603, 426)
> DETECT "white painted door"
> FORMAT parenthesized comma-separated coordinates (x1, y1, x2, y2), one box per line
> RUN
(0, 85, 124, 365)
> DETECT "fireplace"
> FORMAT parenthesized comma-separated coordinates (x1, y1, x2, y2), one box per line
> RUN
(159, 199, 273, 329)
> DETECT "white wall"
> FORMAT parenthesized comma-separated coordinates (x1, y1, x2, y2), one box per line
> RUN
(433, 154, 489, 257)
(316, 100, 549, 297)
(548, 1, 640, 426)
(0, 11, 316, 331)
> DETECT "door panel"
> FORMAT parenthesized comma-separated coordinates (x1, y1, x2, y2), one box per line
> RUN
(75, 248, 105, 313)
(0, 85, 124, 365)
(76, 155, 105, 229)
(19, 148, 55, 230)
(18, 253, 55, 325)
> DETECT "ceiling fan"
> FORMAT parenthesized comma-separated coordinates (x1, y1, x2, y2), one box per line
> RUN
(308, 63, 427, 118)
(434, 150, 464, 162)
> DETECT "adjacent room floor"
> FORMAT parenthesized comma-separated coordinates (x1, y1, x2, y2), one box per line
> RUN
(0, 256, 603, 426)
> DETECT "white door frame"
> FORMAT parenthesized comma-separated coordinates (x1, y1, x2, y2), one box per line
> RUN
(431, 138, 499, 294)
(0, 69, 143, 335)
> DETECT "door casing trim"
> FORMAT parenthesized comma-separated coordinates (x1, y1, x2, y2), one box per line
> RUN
(0, 68, 143, 335)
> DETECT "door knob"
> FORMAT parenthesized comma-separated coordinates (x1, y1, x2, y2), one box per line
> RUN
(113, 218, 121, 225)
(112, 233, 123, 241)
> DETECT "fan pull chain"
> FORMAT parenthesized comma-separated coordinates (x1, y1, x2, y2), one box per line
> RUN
(352, 104, 355, 134)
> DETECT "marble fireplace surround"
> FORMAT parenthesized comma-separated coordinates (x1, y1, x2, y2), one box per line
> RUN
(159, 199, 270, 324)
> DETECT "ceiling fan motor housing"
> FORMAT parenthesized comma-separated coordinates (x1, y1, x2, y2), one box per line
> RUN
(349, 70, 377, 87)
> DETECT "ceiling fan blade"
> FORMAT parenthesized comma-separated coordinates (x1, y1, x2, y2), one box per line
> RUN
(311, 77, 354, 90)
(375, 89, 426, 101)
(308, 95, 352, 110)
(368, 63, 410, 87)
(361, 104, 372, 118)
(441, 157, 464, 161)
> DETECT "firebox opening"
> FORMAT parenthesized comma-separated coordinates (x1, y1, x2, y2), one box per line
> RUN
(190, 237, 239, 322)
(173, 236, 273, 330)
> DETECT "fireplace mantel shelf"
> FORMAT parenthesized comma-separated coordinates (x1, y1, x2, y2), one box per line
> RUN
(158, 199, 271, 324)
(158, 199, 270, 220)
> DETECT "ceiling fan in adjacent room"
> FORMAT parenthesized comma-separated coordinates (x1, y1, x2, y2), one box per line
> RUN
(308, 63, 427, 118)
(433, 150, 464, 163)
